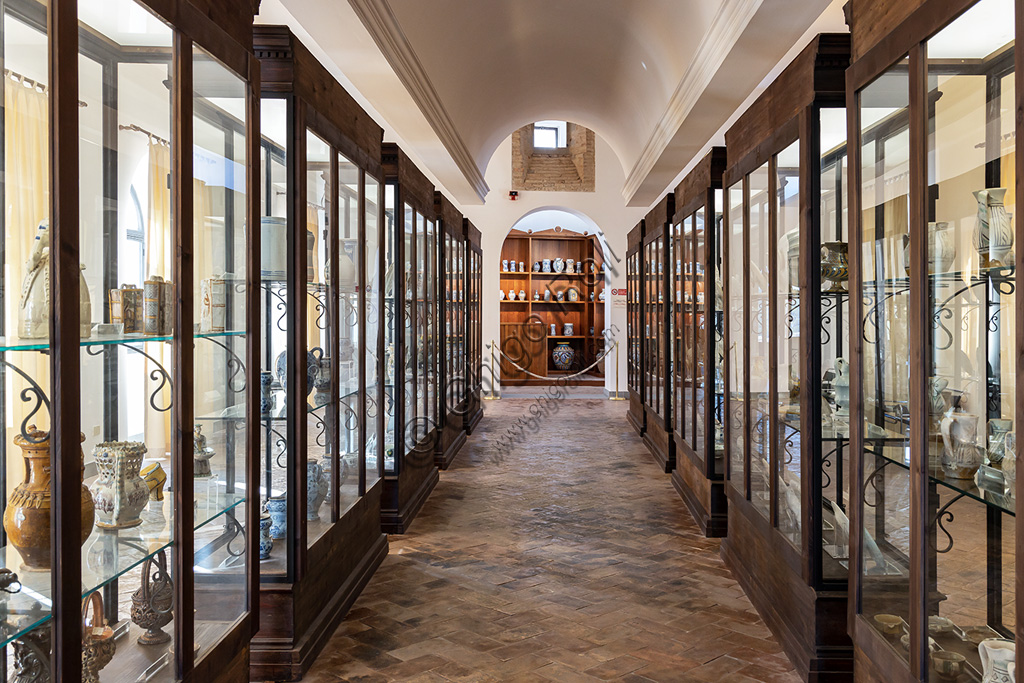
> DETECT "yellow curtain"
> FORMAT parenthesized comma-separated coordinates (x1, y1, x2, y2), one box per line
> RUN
(4, 78, 50, 494)
(145, 142, 173, 454)
(307, 204, 322, 349)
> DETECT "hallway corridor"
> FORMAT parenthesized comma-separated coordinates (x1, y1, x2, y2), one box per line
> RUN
(305, 399, 799, 682)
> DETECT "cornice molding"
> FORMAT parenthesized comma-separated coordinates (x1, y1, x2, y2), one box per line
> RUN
(621, 0, 762, 204)
(349, 0, 490, 201)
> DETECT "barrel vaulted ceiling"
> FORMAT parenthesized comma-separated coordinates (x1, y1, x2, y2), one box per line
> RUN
(267, 0, 839, 206)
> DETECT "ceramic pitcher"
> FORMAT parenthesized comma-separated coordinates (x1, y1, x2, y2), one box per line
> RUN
(90, 441, 149, 529)
(980, 638, 1016, 683)
(306, 459, 329, 521)
(941, 413, 984, 479)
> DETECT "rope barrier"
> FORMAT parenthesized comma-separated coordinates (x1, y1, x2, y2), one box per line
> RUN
(495, 344, 614, 381)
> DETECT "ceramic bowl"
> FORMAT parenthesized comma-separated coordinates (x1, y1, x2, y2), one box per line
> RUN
(928, 616, 954, 634)
(874, 614, 903, 635)
(930, 650, 965, 681)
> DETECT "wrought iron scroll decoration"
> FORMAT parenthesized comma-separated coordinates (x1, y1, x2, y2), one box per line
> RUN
(85, 344, 172, 412)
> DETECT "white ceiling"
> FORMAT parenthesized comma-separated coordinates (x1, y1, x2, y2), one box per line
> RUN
(266, 0, 840, 208)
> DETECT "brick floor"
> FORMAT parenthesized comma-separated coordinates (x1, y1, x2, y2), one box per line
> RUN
(301, 398, 800, 682)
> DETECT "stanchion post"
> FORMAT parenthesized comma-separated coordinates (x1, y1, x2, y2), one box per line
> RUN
(484, 340, 499, 400)
(610, 340, 625, 400)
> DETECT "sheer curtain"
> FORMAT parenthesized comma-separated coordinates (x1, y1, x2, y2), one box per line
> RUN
(145, 141, 173, 452)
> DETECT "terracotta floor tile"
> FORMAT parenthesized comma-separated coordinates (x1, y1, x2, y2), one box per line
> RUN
(302, 400, 800, 682)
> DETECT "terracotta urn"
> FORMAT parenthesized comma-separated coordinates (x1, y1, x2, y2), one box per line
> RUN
(3, 427, 94, 570)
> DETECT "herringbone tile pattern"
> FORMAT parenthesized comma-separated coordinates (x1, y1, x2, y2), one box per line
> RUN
(302, 399, 799, 682)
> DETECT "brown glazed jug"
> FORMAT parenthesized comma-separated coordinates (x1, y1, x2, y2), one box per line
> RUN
(3, 427, 95, 570)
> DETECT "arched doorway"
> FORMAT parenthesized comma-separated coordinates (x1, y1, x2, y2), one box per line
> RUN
(498, 209, 609, 386)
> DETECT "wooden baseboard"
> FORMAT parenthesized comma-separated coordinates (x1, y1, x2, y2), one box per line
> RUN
(435, 429, 467, 470)
(381, 466, 440, 534)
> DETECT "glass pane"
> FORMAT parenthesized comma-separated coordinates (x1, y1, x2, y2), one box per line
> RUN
(695, 207, 707, 457)
(192, 44, 248, 664)
(749, 164, 771, 518)
(712, 188, 725, 475)
(77, 2, 179, 677)
(365, 175, 383, 487)
(305, 130, 331, 547)
(383, 186, 398, 472)
(776, 141, 801, 546)
(728, 184, 746, 493)
(403, 205, 415, 457)
(258, 97, 288, 579)
(925, 3, 1016, 677)
(858, 61, 911, 661)
(683, 216, 694, 446)
(672, 222, 683, 440)
(424, 219, 435, 438)
(820, 107, 851, 581)
(338, 154, 360, 510)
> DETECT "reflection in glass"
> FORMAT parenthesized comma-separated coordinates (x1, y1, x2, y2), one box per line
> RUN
(749, 164, 771, 519)
(727, 184, 746, 493)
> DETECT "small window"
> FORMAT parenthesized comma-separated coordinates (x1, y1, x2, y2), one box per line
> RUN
(533, 120, 567, 149)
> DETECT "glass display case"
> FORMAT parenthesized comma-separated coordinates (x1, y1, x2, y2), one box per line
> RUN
(434, 192, 467, 469)
(642, 197, 675, 472)
(627, 221, 646, 436)
(670, 149, 728, 536)
(0, 0, 259, 679)
(847, 0, 1020, 680)
(720, 34, 853, 680)
(464, 219, 483, 434)
(252, 26, 388, 681)
(381, 143, 440, 534)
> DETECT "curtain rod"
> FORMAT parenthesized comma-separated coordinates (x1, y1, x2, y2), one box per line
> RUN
(6, 69, 87, 107)
(119, 123, 169, 147)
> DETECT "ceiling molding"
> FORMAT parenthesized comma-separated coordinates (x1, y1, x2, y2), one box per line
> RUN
(349, 0, 490, 200)
(621, 0, 762, 204)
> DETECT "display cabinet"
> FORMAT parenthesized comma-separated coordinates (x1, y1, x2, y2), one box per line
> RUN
(497, 228, 607, 386)
(846, 0, 1021, 680)
(464, 220, 484, 434)
(381, 143, 440, 533)
(252, 26, 388, 680)
(434, 192, 467, 469)
(642, 196, 675, 472)
(0, 0, 260, 680)
(720, 34, 852, 681)
(671, 148, 728, 537)
(627, 221, 646, 436)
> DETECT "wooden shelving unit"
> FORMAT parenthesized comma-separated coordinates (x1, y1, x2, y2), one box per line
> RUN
(498, 228, 606, 386)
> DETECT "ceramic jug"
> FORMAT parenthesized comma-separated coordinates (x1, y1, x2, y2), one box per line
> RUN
(554, 258, 564, 273)
(979, 638, 1016, 683)
(91, 441, 149, 529)
(19, 220, 92, 339)
(306, 459, 329, 521)
(941, 413, 984, 479)
(4, 427, 94, 570)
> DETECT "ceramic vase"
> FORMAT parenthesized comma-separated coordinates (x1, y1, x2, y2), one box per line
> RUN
(499, 290, 505, 300)
(820, 242, 849, 292)
(519, 289, 526, 301)
(833, 358, 850, 417)
(519, 261, 524, 273)
(568, 288, 579, 302)
(544, 290, 551, 302)
(306, 459, 329, 521)
(550, 323, 556, 336)
(266, 496, 287, 540)
(941, 413, 984, 480)
(566, 259, 575, 274)
(508, 289, 515, 301)
(338, 238, 358, 292)
(130, 550, 173, 645)
(554, 258, 564, 273)
(82, 592, 115, 683)
(542, 259, 552, 273)
(563, 323, 574, 336)
(260, 370, 275, 414)
(193, 424, 214, 478)
(979, 638, 1016, 683)
(533, 261, 541, 272)
(260, 217, 287, 278)
(314, 356, 332, 406)
(929, 222, 957, 273)
(305, 348, 323, 400)
(259, 507, 274, 560)
(4, 427, 94, 570)
(306, 229, 316, 282)
(502, 259, 508, 272)
(552, 342, 574, 371)
(509, 261, 516, 272)
(19, 220, 92, 339)
(91, 441, 149, 529)
(975, 188, 1015, 267)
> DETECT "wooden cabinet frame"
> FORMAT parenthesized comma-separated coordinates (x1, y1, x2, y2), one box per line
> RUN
(627, 221, 646, 436)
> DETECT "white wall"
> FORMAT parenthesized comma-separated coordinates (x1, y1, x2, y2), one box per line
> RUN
(460, 133, 648, 395)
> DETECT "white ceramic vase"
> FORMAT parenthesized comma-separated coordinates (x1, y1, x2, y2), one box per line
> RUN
(979, 638, 1016, 683)
(19, 220, 92, 339)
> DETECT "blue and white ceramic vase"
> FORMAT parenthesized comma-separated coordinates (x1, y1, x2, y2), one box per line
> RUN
(306, 459, 329, 521)
(542, 259, 552, 273)
(265, 495, 287, 540)
(553, 258, 565, 274)
(259, 508, 273, 560)
(552, 342, 574, 371)
(260, 371, 275, 414)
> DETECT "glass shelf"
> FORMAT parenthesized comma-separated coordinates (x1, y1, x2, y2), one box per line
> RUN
(0, 330, 244, 353)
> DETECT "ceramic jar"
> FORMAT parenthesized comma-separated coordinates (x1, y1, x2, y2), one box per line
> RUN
(508, 289, 516, 301)
(554, 258, 565, 273)
(193, 424, 215, 478)
(566, 259, 576, 274)
(552, 342, 574, 371)
(4, 427, 94, 570)
(941, 413, 984, 479)
(19, 220, 92, 339)
(519, 289, 526, 301)
(563, 323, 574, 337)
(91, 441, 149, 529)
(306, 459, 329, 521)
(82, 592, 115, 683)
(519, 261, 524, 273)
(544, 290, 552, 302)
(550, 323, 556, 336)
(509, 261, 516, 272)
(502, 259, 509, 272)
(979, 638, 1016, 683)
(260, 370, 275, 414)
(820, 242, 849, 292)
(533, 261, 541, 272)
(556, 290, 565, 302)
(266, 495, 287, 539)
(130, 550, 173, 645)
(975, 188, 1015, 267)
(568, 288, 579, 302)
(542, 259, 552, 273)
(259, 506, 274, 560)
(260, 217, 287, 278)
